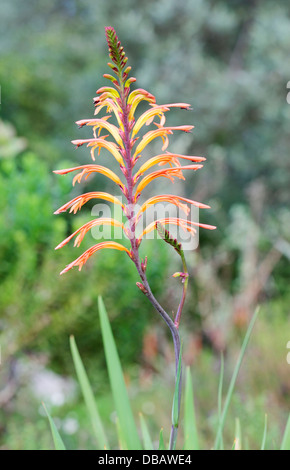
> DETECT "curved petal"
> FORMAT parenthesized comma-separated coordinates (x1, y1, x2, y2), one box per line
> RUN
(131, 105, 170, 138)
(75, 118, 124, 147)
(94, 98, 124, 130)
(54, 191, 124, 215)
(136, 195, 190, 219)
(53, 165, 125, 190)
(55, 217, 124, 249)
(134, 165, 203, 199)
(96, 86, 121, 99)
(134, 154, 181, 179)
(71, 138, 124, 165)
(135, 195, 211, 221)
(133, 128, 173, 156)
(153, 102, 192, 110)
(127, 89, 156, 121)
(137, 218, 216, 242)
(59, 241, 132, 274)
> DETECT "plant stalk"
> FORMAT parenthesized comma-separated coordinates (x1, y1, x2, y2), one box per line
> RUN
(120, 82, 183, 450)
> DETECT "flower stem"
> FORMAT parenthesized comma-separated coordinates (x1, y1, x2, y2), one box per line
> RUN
(119, 82, 182, 450)
(174, 250, 189, 328)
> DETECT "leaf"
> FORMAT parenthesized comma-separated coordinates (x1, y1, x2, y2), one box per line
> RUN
(280, 414, 290, 450)
(43, 402, 66, 450)
(115, 415, 127, 450)
(159, 428, 165, 450)
(217, 353, 224, 450)
(183, 367, 199, 450)
(139, 413, 154, 450)
(70, 335, 109, 449)
(234, 418, 242, 450)
(98, 296, 142, 450)
(214, 306, 260, 450)
(261, 414, 268, 450)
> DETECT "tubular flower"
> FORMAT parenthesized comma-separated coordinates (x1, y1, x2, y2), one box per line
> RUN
(54, 26, 215, 274)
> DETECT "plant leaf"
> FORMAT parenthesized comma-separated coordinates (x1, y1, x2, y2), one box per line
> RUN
(98, 296, 142, 450)
(183, 367, 199, 450)
(217, 353, 224, 450)
(261, 414, 268, 450)
(234, 417, 242, 450)
(43, 402, 66, 450)
(139, 413, 154, 450)
(159, 428, 165, 450)
(69, 335, 109, 449)
(214, 306, 260, 450)
(281, 414, 290, 450)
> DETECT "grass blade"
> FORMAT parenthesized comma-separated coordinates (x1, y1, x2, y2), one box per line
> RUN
(261, 414, 267, 450)
(234, 417, 242, 450)
(139, 413, 154, 450)
(280, 414, 290, 450)
(159, 428, 165, 450)
(115, 416, 127, 450)
(70, 335, 109, 449)
(183, 367, 199, 450)
(43, 402, 66, 450)
(214, 306, 259, 450)
(98, 296, 142, 450)
(217, 353, 224, 450)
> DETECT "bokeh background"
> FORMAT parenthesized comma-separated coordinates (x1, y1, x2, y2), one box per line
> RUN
(0, 0, 289, 450)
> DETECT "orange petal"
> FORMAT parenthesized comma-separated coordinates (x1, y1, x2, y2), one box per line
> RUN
(136, 195, 190, 219)
(94, 98, 124, 130)
(54, 192, 124, 215)
(131, 105, 170, 138)
(88, 140, 124, 165)
(59, 241, 131, 275)
(75, 118, 123, 147)
(134, 154, 181, 178)
(55, 218, 124, 249)
(153, 124, 194, 133)
(152, 102, 192, 110)
(133, 128, 173, 156)
(134, 165, 203, 199)
(127, 89, 156, 121)
(138, 218, 216, 242)
(96, 86, 120, 99)
(53, 165, 125, 190)
(71, 138, 124, 165)
(135, 194, 210, 220)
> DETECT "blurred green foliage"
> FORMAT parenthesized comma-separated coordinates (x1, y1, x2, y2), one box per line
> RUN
(0, 0, 289, 450)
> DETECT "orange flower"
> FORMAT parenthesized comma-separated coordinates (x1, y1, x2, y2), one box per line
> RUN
(134, 165, 203, 200)
(54, 192, 124, 215)
(59, 242, 132, 275)
(135, 195, 210, 220)
(55, 218, 125, 249)
(53, 165, 125, 190)
(137, 219, 216, 244)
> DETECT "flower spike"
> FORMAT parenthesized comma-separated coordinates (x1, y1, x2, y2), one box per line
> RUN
(54, 26, 215, 277)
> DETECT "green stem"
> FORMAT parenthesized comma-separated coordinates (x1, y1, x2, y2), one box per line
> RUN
(174, 250, 189, 328)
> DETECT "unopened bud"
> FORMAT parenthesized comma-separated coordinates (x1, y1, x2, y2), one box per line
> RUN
(172, 272, 189, 283)
(136, 282, 147, 294)
(141, 256, 148, 273)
